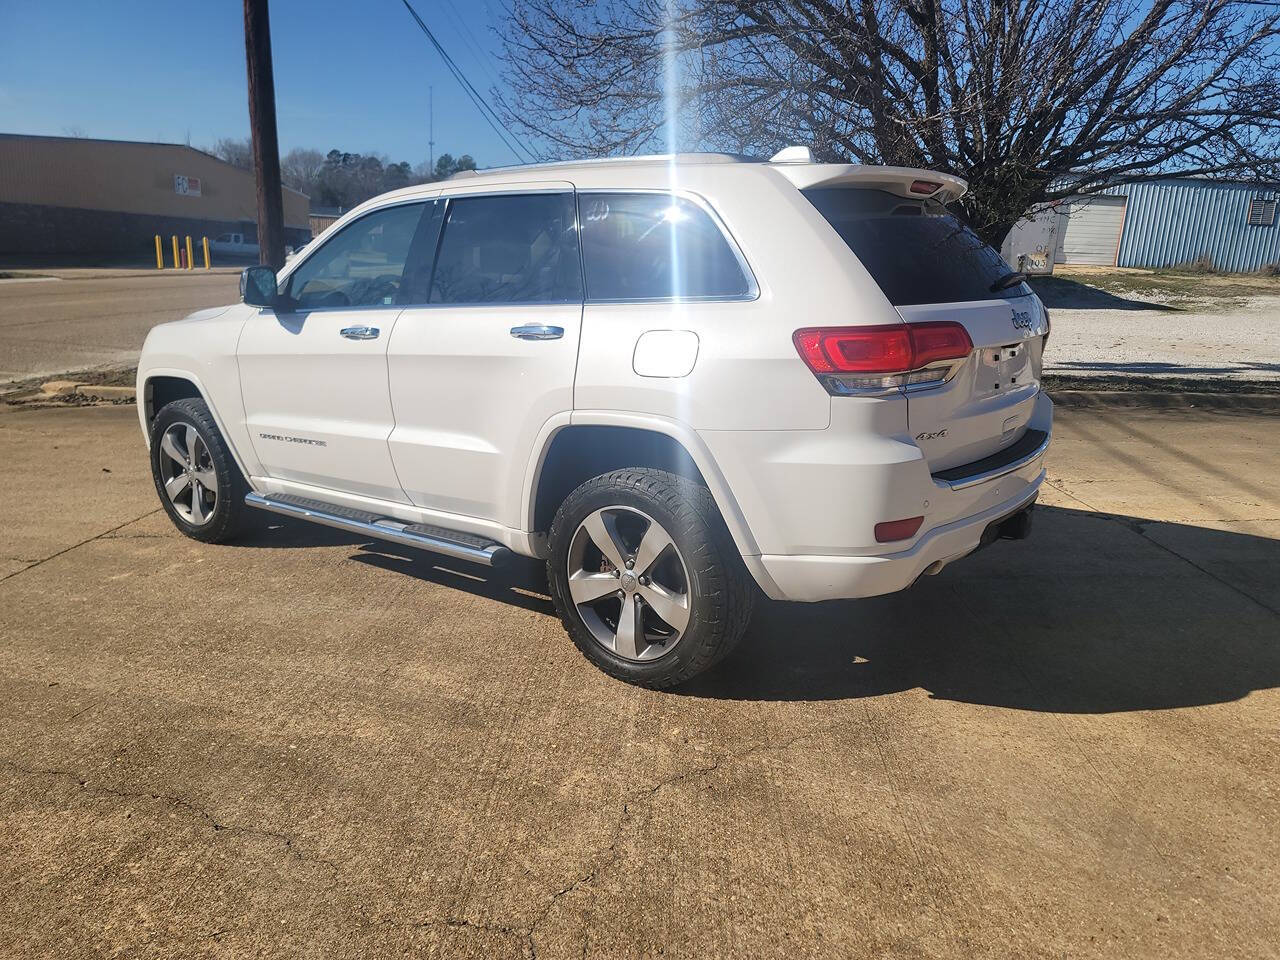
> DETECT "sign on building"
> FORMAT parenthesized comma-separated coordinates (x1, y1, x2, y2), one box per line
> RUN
(173, 175, 202, 197)
(1001, 204, 1060, 274)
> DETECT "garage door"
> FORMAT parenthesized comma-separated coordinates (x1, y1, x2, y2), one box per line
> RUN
(1057, 195, 1127, 265)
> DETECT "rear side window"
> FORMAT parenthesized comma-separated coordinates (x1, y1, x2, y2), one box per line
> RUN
(579, 193, 752, 301)
(285, 202, 427, 309)
(429, 193, 581, 304)
(803, 188, 1027, 306)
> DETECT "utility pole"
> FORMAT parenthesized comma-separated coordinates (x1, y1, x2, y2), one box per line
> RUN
(428, 85, 435, 177)
(243, 0, 285, 270)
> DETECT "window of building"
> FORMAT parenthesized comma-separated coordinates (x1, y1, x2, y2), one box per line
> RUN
(578, 193, 753, 301)
(429, 193, 581, 304)
(1246, 196, 1277, 227)
(284, 202, 428, 309)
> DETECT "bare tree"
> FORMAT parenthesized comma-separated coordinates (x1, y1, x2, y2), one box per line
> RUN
(209, 136, 253, 170)
(281, 147, 325, 196)
(497, 0, 1280, 245)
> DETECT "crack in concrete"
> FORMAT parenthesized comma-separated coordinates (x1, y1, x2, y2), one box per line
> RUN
(1044, 479, 1279, 618)
(0, 508, 162, 584)
(4, 735, 814, 959)
(367, 913, 527, 949)
(524, 732, 812, 959)
(0, 758, 341, 877)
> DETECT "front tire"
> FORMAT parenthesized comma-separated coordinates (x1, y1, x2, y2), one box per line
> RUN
(149, 397, 248, 544)
(547, 468, 754, 688)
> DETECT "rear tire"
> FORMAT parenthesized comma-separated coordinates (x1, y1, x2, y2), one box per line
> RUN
(547, 468, 754, 688)
(149, 397, 248, 544)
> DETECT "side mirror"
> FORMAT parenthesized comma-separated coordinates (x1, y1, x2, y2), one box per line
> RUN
(240, 265, 278, 307)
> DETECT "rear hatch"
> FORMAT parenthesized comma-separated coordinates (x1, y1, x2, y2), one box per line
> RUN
(802, 183, 1048, 472)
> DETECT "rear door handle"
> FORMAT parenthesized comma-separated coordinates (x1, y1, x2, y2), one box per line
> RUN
(510, 324, 564, 341)
(340, 325, 380, 340)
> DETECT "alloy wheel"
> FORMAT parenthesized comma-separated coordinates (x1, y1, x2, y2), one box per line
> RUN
(566, 506, 691, 661)
(158, 422, 217, 525)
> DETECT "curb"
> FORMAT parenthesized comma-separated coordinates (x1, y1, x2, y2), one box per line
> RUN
(1048, 389, 1280, 411)
(26, 379, 137, 405)
(74, 384, 136, 401)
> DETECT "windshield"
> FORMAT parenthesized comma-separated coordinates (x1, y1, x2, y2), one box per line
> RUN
(803, 188, 1029, 306)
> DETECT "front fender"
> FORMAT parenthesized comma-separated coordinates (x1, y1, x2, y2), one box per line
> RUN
(136, 305, 260, 481)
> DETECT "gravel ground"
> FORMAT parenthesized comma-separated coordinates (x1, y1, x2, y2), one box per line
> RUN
(1032, 270, 1280, 382)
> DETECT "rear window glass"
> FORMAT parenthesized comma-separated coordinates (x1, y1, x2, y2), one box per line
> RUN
(802, 188, 1028, 306)
(579, 193, 752, 301)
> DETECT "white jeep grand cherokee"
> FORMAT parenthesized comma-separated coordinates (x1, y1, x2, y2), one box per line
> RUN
(138, 150, 1051, 688)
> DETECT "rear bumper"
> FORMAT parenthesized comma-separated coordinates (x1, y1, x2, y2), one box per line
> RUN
(746, 472, 1044, 601)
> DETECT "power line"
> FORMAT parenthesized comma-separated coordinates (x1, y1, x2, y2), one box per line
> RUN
(440, 0, 505, 92)
(397, 0, 534, 164)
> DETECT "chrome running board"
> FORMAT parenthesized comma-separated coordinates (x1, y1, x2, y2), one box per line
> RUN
(244, 492, 511, 567)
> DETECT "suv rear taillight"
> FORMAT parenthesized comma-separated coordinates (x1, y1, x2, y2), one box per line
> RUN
(793, 322, 973, 395)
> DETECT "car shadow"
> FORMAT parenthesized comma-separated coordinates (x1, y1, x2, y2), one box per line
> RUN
(1028, 276, 1179, 311)
(237, 506, 1279, 714)
(681, 505, 1280, 710)
(234, 514, 554, 614)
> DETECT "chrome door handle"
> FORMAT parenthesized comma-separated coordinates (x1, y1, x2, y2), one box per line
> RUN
(340, 325, 380, 340)
(510, 324, 564, 341)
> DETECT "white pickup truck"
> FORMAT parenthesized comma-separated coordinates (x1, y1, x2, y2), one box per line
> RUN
(138, 150, 1051, 688)
(209, 232, 259, 258)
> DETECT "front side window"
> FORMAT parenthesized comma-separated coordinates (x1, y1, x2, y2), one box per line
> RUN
(284, 202, 427, 309)
(429, 193, 581, 304)
(578, 193, 752, 301)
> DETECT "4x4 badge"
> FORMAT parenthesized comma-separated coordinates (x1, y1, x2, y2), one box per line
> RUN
(1011, 310, 1034, 331)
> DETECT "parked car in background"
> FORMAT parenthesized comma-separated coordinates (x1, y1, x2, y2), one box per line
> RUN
(137, 149, 1052, 688)
(210, 233, 259, 259)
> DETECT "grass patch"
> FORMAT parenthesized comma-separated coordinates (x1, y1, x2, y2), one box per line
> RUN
(1049, 266, 1280, 302)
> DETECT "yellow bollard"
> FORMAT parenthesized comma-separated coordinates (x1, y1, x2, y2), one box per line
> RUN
(171, 235, 179, 269)
(154, 235, 163, 269)
(202, 236, 210, 269)
(185, 236, 194, 271)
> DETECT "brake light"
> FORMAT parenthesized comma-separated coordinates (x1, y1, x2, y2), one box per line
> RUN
(793, 322, 972, 394)
(793, 326, 911, 373)
(909, 323, 973, 368)
(910, 179, 942, 195)
(875, 516, 924, 542)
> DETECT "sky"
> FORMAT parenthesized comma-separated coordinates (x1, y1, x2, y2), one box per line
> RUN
(0, 0, 527, 169)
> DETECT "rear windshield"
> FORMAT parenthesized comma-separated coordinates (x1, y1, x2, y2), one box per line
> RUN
(802, 188, 1028, 306)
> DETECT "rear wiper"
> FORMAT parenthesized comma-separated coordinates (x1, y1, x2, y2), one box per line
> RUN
(990, 271, 1028, 292)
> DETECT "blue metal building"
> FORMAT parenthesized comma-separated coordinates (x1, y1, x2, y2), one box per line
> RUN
(1098, 178, 1280, 272)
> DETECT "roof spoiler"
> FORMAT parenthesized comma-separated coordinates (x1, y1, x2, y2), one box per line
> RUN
(771, 161, 968, 202)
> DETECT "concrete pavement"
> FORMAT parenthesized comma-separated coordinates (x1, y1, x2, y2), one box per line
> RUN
(0, 270, 240, 386)
(1, 403, 1278, 958)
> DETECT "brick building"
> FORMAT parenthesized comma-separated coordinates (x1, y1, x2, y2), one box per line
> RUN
(0, 133, 311, 257)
